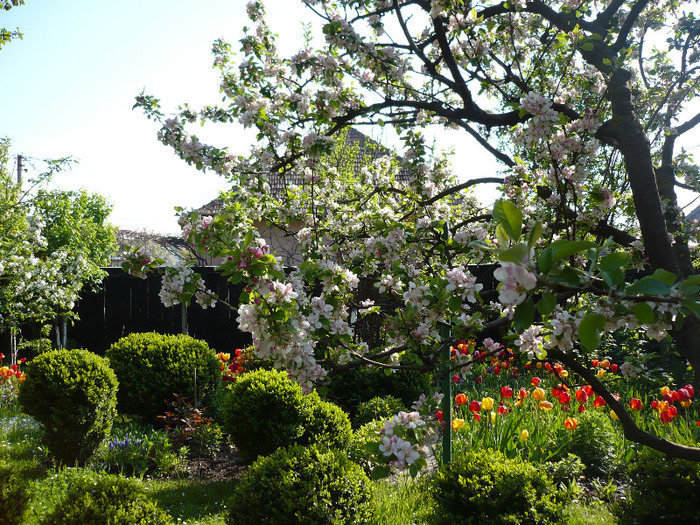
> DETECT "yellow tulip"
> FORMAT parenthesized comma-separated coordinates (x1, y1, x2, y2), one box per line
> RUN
(532, 388, 546, 401)
(452, 418, 465, 430)
(490, 411, 497, 424)
(481, 397, 494, 411)
(610, 410, 619, 420)
(539, 401, 554, 411)
(660, 386, 670, 397)
(520, 429, 530, 442)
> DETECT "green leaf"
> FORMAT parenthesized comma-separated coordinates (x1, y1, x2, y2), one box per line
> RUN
(599, 252, 631, 272)
(551, 240, 598, 265)
(258, 254, 277, 264)
(492, 200, 522, 242)
(539, 248, 554, 274)
(527, 222, 542, 249)
(495, 225, 510, 249)
(581, 41, 594, 51)
(513, 297, 535, 333)
(448, 296, 463, 311)
(632, 302, 655, 324)
(498, 243, 529, 264)
(578, 313, 607, 351)
(536, 294, 557, 316)
(626, 277, 672, 296)
(649, 268, 677, 286)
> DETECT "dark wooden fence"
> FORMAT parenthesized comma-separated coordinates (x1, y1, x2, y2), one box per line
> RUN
(0, 267, 250, 358)
(2, 264, 497, 359)
(70, 267, 250, 354)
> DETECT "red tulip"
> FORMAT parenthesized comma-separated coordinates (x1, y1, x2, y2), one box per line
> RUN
(575, 389, 589, 404)
(455, 393, 468, 406)
(500, 386, 513, 399)
(593, 395, 606, 408)
(629, 398, 643, 411)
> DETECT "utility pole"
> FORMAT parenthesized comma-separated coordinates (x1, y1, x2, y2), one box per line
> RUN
(16, 154, 23, 186)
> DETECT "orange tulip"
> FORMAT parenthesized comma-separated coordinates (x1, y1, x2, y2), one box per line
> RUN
(564, 417, 578, 430)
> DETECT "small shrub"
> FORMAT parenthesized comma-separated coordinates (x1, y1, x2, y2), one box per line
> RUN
(219, 369, 351, 463)
(615, 448, 700, 524)
(353, 395, 407, 428)
(553, 408, 621, 478)
(430, 448, 566, 525)
(0, 459, 29, 524)
(327, 351, 433, 415)
(106, 332, 220, 423)
(299, 394, 352, 450)
(543, 453, 585, 487)
(219, 368, 306, 464)
(18, 349, 118, 465)
(347, 420, 383, 476)
(227, 444, 375, 525)
(36, 468, 173, 524)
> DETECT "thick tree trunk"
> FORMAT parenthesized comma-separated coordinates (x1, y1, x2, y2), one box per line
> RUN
(601, 70, 700, 389)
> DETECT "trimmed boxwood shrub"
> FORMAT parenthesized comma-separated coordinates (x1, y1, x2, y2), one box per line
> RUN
(105, 332, 220, 423)
(326, 351, 432, 416)
(18, 349, 118, 465)
(615, 448, 700, 524)
(218, 369, 352, 464)
(35, 468, 173, 524)
(0, 459, 29, 524)
(298, 394, 352, 449)
(353, 395, 407, 428)
(430, 448, 566, 525)
(552, 407, 621, 478)
(227, 444, 375, 525)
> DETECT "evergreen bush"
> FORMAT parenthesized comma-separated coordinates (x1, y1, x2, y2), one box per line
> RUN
(105, 332, 220, 423)
(430, 448, 566, 525)
(37, 468, 173, 524)
(0, 459, 29, 524)
(227, 444, 375, 525)
(326, 351, 432, 415)
(615, 448, 700, 524)
(353, 395, 407, 428)
(219, 368, 352, 464)
(553, 408, 621, 478)
(18, 349, 118, 465)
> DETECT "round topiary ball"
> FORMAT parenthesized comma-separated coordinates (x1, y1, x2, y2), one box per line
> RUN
(430, 448, 565, 525)
(105, 332, 220, 423)
(18, 349, 118, 466)
(298, 393, 352, 450)
(227, 444, 376, 525)
(37, 469, 173, 524)
(353, 395, 407, 428)
(218, 369, 352, 464)
(218, 368, 308, 464)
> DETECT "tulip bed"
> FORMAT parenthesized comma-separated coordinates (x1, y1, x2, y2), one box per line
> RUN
(1, 342, 699, 524)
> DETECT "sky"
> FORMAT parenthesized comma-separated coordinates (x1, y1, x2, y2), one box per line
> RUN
(2, 1, 699, 235)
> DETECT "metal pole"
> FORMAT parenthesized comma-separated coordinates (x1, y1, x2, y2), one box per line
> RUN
(440, 222, 452, 464)
(16, 155, 22, 186)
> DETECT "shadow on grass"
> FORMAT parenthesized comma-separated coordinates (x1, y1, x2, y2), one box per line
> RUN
(148, 477, 240, 523)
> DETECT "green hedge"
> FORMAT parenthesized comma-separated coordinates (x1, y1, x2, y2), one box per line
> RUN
(227, 444, 375, 525)
(106, 332, 220, 423)
(18, 349, 118, 465)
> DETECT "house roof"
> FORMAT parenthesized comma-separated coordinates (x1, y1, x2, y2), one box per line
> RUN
(196, 128, 411, 216)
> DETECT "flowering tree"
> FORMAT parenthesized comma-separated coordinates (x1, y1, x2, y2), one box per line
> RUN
(0, 143, 117, 351)
(133, 0, 700, 464)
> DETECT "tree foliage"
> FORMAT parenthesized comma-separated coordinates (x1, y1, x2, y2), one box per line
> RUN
(132, 0, 700, 463)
